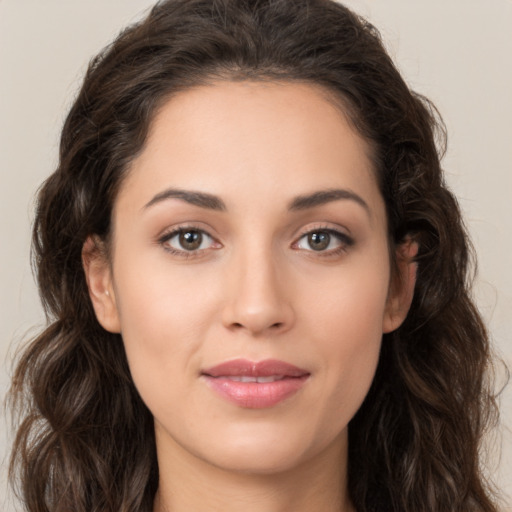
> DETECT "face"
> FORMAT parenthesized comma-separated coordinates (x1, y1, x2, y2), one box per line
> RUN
(85, 81, 414, 476)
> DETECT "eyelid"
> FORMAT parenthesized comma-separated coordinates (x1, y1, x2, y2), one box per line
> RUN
(157, 224, 222, 257)
(291, 224, 354, 254)
(156, 222, 353, 259)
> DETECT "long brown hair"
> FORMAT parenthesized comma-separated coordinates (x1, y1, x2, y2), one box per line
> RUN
(9, 1, 500, 510)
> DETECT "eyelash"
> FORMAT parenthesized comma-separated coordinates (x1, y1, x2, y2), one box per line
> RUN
(157, 225, 354, 259)
(292, 226, 354, 258)
(158, 225, 219, 259)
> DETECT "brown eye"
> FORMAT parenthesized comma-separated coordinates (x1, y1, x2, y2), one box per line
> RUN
(179, 230, 203, 251)
(307, 231, 330, 251)
(294, 228, 353, 254)
(162, 228, 216, 253)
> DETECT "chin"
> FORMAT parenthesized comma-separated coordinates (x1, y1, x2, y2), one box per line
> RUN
(187, 422, 345, 477)
(207, 448, 308, 476)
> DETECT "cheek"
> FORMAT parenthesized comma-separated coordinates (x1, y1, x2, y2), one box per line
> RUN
(114, 249, 219, 335)
(111, 255, 221, 399)
(314, 302, 383, 393)
(301, 251, 390, 348)
(299, 258, 389, 418)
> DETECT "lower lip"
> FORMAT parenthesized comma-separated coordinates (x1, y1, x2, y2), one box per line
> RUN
(203, 376, 309, 409)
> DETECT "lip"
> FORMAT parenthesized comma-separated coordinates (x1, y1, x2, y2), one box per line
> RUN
(201, 358, 310, 409)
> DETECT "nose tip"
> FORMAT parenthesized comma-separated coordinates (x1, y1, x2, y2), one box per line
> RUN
(228, 315, 288, 336)
(221, 256, 294, 337)
(223, 291, 294, 335)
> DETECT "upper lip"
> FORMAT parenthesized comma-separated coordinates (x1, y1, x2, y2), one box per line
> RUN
(202, 358, 309, 378)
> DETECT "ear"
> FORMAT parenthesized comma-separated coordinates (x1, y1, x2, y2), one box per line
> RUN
(82, 236, 121, 333)
(382, 238, 418, 334)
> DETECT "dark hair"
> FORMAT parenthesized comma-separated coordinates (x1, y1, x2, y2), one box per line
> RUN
(9, 0, 500, 510)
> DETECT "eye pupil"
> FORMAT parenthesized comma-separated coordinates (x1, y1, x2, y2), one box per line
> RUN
(308, 231, 330, 251)
(179, 230, 202, 250)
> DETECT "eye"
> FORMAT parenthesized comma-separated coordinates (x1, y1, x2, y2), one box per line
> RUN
(294, 228, 353, 253)
(160, 228, 217, 253)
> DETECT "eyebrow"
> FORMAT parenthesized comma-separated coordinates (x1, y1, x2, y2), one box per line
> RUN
(143, 186, 370, 216)
(143, 188, 227, 211)
(288, 188, 370, 216)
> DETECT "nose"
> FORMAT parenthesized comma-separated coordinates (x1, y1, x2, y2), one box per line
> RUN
(221, 245, 295, 337)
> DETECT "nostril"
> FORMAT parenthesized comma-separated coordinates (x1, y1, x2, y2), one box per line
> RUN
(230, 321, 283, 331)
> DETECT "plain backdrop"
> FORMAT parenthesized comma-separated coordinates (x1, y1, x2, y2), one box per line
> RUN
(1, 1, 511, 510)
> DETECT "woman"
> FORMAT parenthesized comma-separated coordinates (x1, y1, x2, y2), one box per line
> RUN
(8, 0, 501, 510)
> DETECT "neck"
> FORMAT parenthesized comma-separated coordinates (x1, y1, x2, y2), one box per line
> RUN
(153, 431, 355, 512)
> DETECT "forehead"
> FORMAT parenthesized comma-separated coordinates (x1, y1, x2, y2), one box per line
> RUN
(117, 80, 383, 221)
(143, 80, 372, 166)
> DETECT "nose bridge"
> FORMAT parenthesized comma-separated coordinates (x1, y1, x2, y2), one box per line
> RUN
(222, 236, 293, 336)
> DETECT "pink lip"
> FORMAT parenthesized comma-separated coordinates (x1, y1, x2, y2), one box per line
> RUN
(201, 358, 310, 409)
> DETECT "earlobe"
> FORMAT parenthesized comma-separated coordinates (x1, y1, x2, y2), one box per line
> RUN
(82, 236, 121, 333)
(382, 238, 418, 334)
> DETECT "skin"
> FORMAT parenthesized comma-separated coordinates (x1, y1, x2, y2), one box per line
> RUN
(84, 81, 416, 512)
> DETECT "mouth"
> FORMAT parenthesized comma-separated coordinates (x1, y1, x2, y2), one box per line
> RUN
(217, 375, 287, 383)
(201, 358, 310, 409)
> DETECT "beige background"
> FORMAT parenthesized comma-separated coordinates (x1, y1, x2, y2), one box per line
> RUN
(1, 0, 511, 510)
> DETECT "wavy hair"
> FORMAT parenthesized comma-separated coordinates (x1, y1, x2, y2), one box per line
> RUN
(9, 0, 500, 510)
